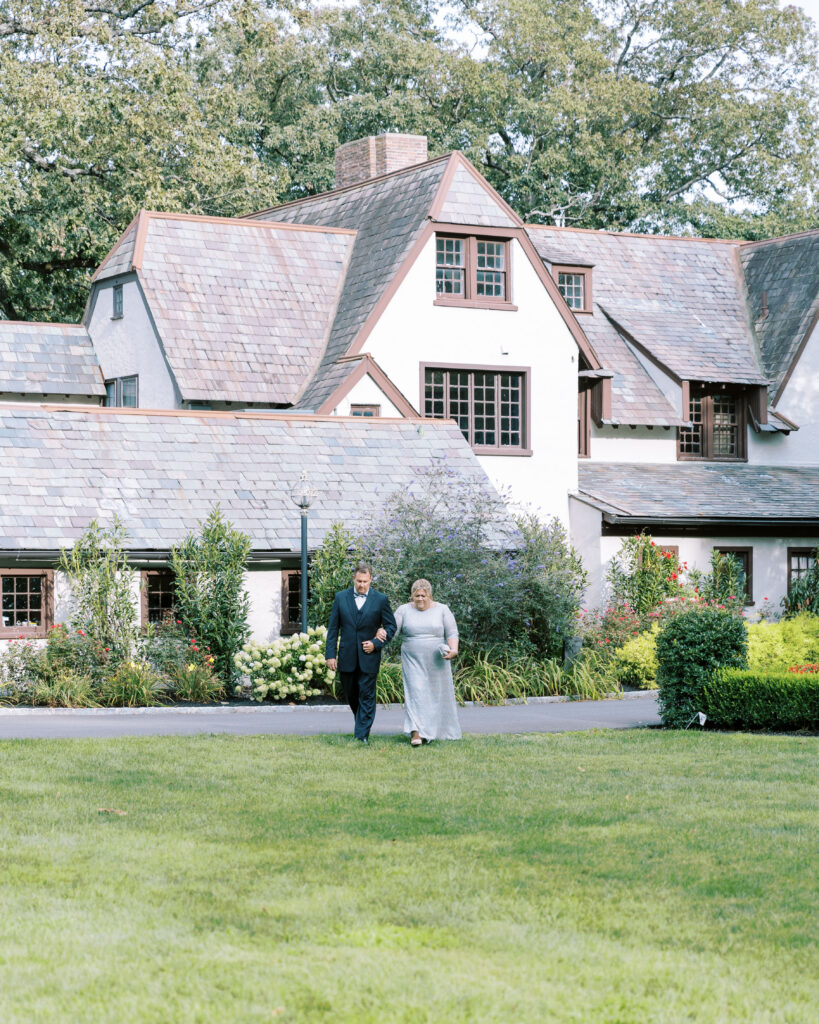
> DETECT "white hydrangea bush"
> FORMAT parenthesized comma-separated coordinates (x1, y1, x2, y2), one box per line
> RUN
(233, 626, 335, 702)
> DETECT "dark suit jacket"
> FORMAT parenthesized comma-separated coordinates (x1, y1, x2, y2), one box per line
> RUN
(325, 587, 397, 673)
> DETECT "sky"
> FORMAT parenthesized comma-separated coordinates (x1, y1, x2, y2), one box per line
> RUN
(795, 0, 819, 25)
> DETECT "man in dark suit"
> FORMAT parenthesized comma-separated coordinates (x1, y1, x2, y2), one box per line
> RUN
(325, 562, 397, 743)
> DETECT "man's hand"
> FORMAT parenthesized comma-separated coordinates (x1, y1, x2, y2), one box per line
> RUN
(362, 640, 375, 654)
(327, 658, 337, 671)
(375, 627, 388, 642)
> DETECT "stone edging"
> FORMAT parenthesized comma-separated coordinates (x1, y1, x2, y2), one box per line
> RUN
(0, 691, 657, 716)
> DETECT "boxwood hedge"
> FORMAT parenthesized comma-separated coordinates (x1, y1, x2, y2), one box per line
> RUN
(704, 670, 819, 731)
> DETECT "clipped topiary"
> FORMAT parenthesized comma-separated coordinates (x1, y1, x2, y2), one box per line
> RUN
(656, 609, 747, 728)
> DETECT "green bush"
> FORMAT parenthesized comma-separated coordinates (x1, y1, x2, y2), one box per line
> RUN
(171, 506, 251, 688)
(29, 671, 99, 708)
(656, 609, 748, 728)
(99, 660, 165, 707)
(308, 523, 360, 629)
(747, 615, 819, 672)
(782, 549, 819, 616)
(353, 468, 586, 660)
(704, 669, 819, 731)
(692, 549, 747, 610)
(611, 627, 659, 689)
(166, 661, 223, 703)
(234, 627, 333, 702)
(606, 534, 686, 613)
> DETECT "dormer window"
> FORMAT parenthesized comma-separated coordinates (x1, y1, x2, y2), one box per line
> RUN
(553, 265, 592, 313)
(679, 386, 747, 461)
(434, 234, 514, 309)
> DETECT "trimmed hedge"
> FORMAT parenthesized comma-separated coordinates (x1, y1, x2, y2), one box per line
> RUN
(704, 670, 819, 731)
(656, 609, 748, 728)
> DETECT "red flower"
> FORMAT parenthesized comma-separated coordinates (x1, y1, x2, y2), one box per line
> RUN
(77, 629, 85, 636)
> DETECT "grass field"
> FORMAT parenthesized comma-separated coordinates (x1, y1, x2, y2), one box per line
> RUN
(0, 731, 816, 1023)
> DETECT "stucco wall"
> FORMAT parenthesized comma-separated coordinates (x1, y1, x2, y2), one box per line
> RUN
(86, 277, 179, 409)
(754, 329, 819, 466)
(334, 374, 404, 417)
(589, 426, 678, 463)
(359, 235, 580, 524)
(568, 496, 604, 610)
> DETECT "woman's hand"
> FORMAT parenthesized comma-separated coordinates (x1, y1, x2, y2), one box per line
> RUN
(375, 627, 388, 642)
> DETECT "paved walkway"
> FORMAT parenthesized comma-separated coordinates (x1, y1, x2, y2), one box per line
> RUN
(0, 692, 660, 739)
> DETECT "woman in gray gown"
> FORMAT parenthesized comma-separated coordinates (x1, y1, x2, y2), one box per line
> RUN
(390, 579, 461, 746)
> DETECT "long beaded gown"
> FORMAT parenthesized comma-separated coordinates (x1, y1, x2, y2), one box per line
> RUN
(394, 602, 461, 741)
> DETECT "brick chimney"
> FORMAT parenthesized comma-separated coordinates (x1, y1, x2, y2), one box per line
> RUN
(334, 134, 428, 188)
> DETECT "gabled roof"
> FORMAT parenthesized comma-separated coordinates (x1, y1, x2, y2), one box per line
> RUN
(246, 156, 452, 398)
(0, 322, 105, 397)
(92, 212, 356, 404)
(739, 230, 819, 401)
(293, 353, 418, 416)
(0, 405, 499, 553)
(578, 462, 819, 526)
(527, 227, 769, 424)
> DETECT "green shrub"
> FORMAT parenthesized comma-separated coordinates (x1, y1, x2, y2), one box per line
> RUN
(234, 627, 332, 702)
(656, 609, 748, 728)
(692, 549, 747, 610)
(747, 615, 819, 672)
(308, 523, 360, 629)
(0, 640, 47, 702)
(99, 660, 165, 707)
(171, 506, 251, 688)
(611, 627, 659, 689)
(704, 669, 819, 731)
(59, 517, 140, 675)
(606, 534, 686, 613)
(324, 659, 404, 704)
(166, 661, 223, 703)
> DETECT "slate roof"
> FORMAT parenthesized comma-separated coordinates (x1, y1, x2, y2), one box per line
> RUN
(739, 230, 819, 400)
(94, 213, 356, 405)
(0, 405, 500, 553)
(527, 227, 769, 425)
(0, 323, 105, 397)
(578, 462, 819, 524)
(247, 157, 451, 410)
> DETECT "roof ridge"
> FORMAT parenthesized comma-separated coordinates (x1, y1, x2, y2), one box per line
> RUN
(740, 227, 819, 249)
(137, 210, 356, 236)
(0, 320, 87, 329)
(525, 224, 743, 245)
(245, 152, 453, 219)
(38, 404, 434, 425)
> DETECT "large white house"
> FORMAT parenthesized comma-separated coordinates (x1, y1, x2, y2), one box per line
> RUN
(1, 133, 817, 643)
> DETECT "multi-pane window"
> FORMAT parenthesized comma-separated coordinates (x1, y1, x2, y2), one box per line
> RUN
(112, 283, 123, 319)
(679, 389, 746, 461)
(553, 266, 591, 312)
(0, 570, 52, 638)
(281, 570, 303, 635)
(435, 235, 511, 304)
(424, 367, 527, 452)
(788, 549, 817, 591)
(350, 404, 381, 417)
(713, 548, 753, 604)
(105, 375, 138, 408)
(142, 569, 176, 625)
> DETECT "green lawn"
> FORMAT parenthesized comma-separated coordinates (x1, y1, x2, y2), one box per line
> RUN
(0, 732, 816, 1023)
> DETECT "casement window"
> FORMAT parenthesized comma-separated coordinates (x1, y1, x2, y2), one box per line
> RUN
(788, 548, 817, 592)
(105, 375, 138, 408)
(423, 364, 530, 455)
(141, 569, 176, 626)
(112, 284, 123, 319)
(553, 265, 592, 313)
(0, 569, 53, 638)
(679, 388, 747, 461)
(281, 570, 303, 635)
(350, 404, 380, 417)
(713, 547, 753, 604)
(434, 235, 513, 308)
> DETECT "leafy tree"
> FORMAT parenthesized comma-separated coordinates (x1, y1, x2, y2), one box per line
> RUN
(307, 522, 360, 628)
(170, 505, 251, 686)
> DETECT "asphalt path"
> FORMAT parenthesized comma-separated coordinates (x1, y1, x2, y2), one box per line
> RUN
(0, 692, 660, 740)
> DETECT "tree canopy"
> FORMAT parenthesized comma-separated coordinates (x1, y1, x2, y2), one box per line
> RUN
(1, 0, 816, 322)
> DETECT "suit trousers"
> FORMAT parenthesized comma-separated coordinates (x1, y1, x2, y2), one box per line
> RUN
(340, 665, 379, 740)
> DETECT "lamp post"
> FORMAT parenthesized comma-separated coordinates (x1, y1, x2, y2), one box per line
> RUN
(290, 471, 316, 634)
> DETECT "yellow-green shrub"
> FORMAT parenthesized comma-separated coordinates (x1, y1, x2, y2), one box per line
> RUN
(611, 627, 659, 689)
(747, 615, 819, 672)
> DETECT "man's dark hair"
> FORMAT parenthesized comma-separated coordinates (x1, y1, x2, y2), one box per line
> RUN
(353, 562, 372, 577)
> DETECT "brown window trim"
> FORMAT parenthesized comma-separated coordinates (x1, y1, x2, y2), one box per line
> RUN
(421, 362, 532, 456)
(552, 264, 593, 314)
(578, 387, 591, 458)
(281, 569, 303, 635)
(713, 547, 753, 604)
(0, 568, 54, 639)
(434, 233, 516, 310)
(678, 384, 748, 462)
(350, 404, 381, 417)
(104, 374, 139, 408)
(787, 547, 817, 594)
(141, 569, 176, 627)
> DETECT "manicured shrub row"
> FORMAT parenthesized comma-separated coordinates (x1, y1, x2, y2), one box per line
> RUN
(703, 670, 819, 731)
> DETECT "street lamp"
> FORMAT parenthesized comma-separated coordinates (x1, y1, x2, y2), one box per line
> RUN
(290, 471, 317, 634)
